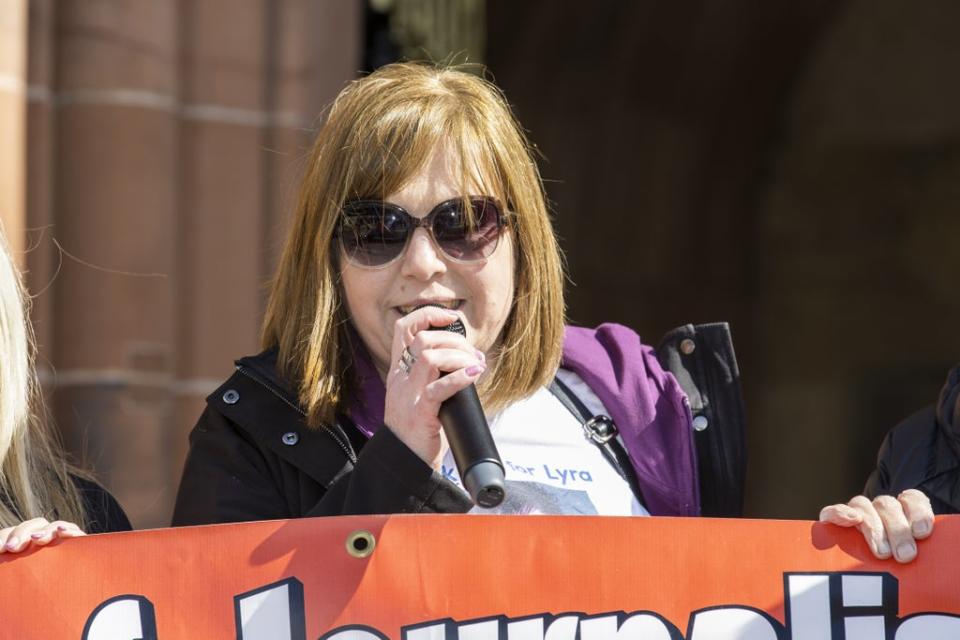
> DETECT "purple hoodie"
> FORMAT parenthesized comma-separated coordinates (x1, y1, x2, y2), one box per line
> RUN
(348, 323, 699, 516)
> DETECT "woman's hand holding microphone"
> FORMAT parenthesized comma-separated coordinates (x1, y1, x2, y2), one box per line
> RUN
(383, 305, 486, 468)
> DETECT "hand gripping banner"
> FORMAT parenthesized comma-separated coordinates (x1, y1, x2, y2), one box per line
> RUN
(1, 515, 959, 639)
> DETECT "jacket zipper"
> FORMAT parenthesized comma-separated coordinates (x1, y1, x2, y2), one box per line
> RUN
(235, 365, 358, 465)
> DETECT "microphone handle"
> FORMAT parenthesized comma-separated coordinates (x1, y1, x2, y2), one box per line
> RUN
(438, 383, 505, 508)
(413, 304, 505, 507)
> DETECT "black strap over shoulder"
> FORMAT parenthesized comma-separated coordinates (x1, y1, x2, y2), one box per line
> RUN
(548, 376, 648, 510)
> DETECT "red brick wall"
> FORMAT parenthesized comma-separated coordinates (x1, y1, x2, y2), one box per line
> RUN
(23, 0, 361, 528)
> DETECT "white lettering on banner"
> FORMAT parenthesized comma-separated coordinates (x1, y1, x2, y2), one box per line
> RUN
(579, 613, 678, 639)
(235, 578, 305, 640)
(786, 572, 897, 640)
(842, 575, 884, 607)
(82, 595, 157, 640)
(541, 615, 579, 640)
(82, 572, 960, 639)
(460, 620, 501, 639)
(786, 574, 831, 639)
(322, 627, 388, 639)
(404, 623, 447, 640)
(403, 616, 586, 640)
(505, 618, 545, 640)
(845, 617, 885, 640)
(895, 615, 960, 639)
(687, 608, 779, 640)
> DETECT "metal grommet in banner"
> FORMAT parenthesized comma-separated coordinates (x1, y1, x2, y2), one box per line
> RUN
(346, 530, 376, 558)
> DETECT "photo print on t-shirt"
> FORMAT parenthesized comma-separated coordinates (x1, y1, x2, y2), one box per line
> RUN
(468, 480, 598, 515)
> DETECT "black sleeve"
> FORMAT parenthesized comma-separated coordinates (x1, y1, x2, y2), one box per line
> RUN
(171, 407, 290, 526)
(306, 426, 473, 517)
(862, 405, 939, 500)
(171, 407, 472, 526)
(862, 429, 894, 499)
(73, 476, 133, 534)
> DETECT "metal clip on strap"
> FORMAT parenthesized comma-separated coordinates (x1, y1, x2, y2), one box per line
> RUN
(583, 415, 617, 444)
(548, 377, 647, 509)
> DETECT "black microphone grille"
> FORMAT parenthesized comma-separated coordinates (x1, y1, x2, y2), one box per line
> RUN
(413, 303, 467, 338)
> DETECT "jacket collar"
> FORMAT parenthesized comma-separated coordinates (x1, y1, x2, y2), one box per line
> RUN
(217, 348, 356, 489)
(235, 347, 287, 395)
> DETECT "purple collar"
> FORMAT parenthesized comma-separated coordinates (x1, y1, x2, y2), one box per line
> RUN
(347, 340, 387, 440)
(560, 324, 699, 516)
(346, 323, 699, 516)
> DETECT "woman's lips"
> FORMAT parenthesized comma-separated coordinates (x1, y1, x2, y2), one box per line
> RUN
(394, 300, 463, 315)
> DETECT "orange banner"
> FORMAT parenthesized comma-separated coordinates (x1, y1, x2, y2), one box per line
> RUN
(1, 515, 959, 639)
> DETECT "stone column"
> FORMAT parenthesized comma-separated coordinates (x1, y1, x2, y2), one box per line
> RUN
(172, 0, 272, 490)
(50, 1, 181, 528)
(24, 0, 56, 367)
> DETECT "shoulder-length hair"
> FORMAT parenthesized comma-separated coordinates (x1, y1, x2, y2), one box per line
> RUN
(0, 229, 87, 528)
(262, 62, 566, 427)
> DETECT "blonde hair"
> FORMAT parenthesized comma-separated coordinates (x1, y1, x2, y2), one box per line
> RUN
(0, 229, 87, 528)
(263, 62, 566, 427)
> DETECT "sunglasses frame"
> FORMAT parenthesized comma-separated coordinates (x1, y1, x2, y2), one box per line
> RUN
(336, 195, 509, 269)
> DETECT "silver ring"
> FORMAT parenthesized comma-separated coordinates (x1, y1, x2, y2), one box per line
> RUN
(398, 346, 416, 375)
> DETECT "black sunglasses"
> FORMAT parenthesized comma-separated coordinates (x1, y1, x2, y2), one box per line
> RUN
(337, 196, 508, 268)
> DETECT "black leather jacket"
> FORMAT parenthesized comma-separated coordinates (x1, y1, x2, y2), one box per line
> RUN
(864, 365, 960, 513)
(172, 323, 747, 525)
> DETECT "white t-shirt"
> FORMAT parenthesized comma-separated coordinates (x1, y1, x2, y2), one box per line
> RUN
(440, 369, 649, 516)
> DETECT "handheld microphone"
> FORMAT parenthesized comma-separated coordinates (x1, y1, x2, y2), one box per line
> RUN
(417, 305, 506, 508)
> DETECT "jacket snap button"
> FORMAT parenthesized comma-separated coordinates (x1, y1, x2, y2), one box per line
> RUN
(222, 389, 240, 405)
(282, 432, 299, 446)
(692, 415, 709, 431)
(680, 338, 696, 355)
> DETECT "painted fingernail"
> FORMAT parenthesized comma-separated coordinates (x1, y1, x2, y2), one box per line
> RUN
(896, 543, 916, 561)
(475, 349, 485, 361)
(876, 539, 891, 557)
(5, 538, 19, 550)
(57, 524, 68, 532)
(465, 364, 485, 376)
(30, 532, 44, 540)
(913, 521, 930, 536)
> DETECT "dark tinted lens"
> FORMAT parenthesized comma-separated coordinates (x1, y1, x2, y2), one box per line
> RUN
(339, 203, 411, 266)
(433, 197, 503, 261)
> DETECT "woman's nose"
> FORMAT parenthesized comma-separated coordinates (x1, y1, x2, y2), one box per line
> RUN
(399, 228, 447, 280)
